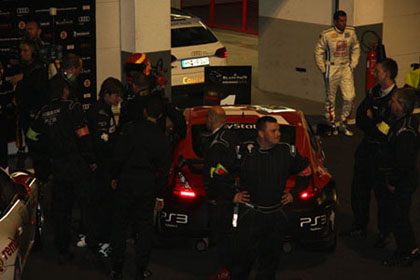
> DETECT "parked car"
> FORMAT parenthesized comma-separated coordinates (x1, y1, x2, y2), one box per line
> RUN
(0, 169, 42, 279)
(158, 105, 337, 252)
(170, 8, 228, 98)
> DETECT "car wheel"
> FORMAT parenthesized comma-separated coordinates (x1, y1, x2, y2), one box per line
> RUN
(33, 202, 44, 250)
(14, 257, 23, 280)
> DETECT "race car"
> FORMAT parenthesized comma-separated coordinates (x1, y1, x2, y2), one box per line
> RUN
(0, 169, 42, 279)
(159, 105, 337, 252)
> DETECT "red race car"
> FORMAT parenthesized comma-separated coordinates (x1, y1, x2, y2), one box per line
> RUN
(159, 105, 337, 252)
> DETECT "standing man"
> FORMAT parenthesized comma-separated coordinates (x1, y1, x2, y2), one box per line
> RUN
(110, 95, 170, 280)
(82, 77, 124, 254)
(315, 10, 360, 136)
(382, 88, 420, 266)
(203, 106, 248, 280)
(50, 53, 83, 101)
(26, 78, 96, 263)
(342, 58, 398, 244)
(231, 116, 311, 280)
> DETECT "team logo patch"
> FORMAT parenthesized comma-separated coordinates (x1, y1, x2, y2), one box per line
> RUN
(345, 32, 350, 38)
(331, 33, 338, 38)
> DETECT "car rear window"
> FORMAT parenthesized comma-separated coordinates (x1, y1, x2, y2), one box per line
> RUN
(192, 123, 296, 158)
(171, 26, 218, 48)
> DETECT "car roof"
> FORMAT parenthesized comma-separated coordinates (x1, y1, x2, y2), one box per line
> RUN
(186, 105, 302, 125)
(171, 8, 203, 28)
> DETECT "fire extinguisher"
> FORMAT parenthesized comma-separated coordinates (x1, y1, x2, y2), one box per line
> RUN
(361, 30, 386, 92)
(366, 44, 377, 92)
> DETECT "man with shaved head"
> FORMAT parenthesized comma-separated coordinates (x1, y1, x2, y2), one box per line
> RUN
(204, 106, 247, 280)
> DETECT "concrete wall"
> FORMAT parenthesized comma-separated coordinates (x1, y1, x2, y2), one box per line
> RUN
(383, 0, 420, 86)
(258, 0, 385, 108)
(96, 0, 122, 96)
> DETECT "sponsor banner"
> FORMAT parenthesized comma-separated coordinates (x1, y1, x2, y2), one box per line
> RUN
(0, 0, 96, 107)
(204, 66, 252, 105)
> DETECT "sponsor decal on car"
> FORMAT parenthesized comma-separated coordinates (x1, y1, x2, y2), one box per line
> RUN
(66, 44, 75, 50)
(1, 237, 18, 261)
(161, 211, 188, 225)
(0, 9, 11, 16)
(299, 214, 327, 231)
(182, 76, 204, 85)
(82, 5, 91, 11)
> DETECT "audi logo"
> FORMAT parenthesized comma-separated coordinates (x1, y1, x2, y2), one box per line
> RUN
(16, 7, 29, 14)
(78, 16, 91, 23)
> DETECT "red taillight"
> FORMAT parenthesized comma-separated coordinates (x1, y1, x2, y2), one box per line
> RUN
(173, 172, 196, 199)
(215, 47, 227, 58)
(300, 189, 318, 200)
(171, 55, 177, 63)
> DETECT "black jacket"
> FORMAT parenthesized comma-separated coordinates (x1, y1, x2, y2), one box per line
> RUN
(239, 141, 310, 206)
(28, 98, 95, 164)
(356, 84, 397, 142)
(15, 60, 49, 130)
(203, 126, 239, 202)
(87, 100, 117, 164)
(112, 119, 170, 198)
(386, 114, 420, 192)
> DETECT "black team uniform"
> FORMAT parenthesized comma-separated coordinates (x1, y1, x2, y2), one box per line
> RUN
(231, 141, 311, 280)
(110, 115, 170, 280)
(348, 84, 397, 240)
(27, 95, 95, 262)
(203, 124, 239, 275)
(383, 113, 420, 266)
(85, 99, 118, 250)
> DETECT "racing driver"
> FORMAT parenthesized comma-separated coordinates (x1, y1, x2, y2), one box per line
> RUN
(315, 10, 360, 136)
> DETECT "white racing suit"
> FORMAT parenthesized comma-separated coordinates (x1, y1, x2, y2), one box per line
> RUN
(315, 26, 360, 124)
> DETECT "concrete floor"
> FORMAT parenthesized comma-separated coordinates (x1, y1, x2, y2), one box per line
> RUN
(212, 28, 326, 117)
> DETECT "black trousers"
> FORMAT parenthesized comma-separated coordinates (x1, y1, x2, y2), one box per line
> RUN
(231, 207, 287, 280)
(391, 189, 417, 254)
(86, 164, 115, 247)
(209, 201, 234, 270)
(111, 184, 155, 279)
(351, 140, 393, 233)
(51, 158, 92, 253)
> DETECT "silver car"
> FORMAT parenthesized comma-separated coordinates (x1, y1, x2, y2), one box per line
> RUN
(0, 169, 42, 279)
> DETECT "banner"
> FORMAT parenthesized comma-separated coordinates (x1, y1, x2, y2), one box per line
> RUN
(0, 0, 96, 109)
(204, 65, 252, 105)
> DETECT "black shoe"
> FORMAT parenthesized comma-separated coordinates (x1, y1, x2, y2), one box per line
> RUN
(383, 252, 413, 267)
(339, 227, 367, 240)
(373, 233, 392, 248)
(58, 251, 74, 265)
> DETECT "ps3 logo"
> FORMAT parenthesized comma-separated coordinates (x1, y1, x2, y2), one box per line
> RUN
(299, 214, 327, 228)
(16, 7, 29, 14)
(161, 211, 188, 224)
(78, 16, 91, 23)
